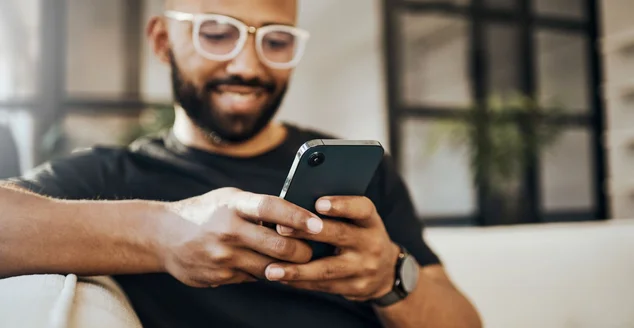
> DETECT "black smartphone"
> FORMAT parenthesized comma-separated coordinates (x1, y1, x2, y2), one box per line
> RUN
(279, 139, 385, 259)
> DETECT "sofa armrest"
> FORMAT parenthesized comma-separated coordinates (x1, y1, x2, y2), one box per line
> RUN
(0, 274, 142, 328)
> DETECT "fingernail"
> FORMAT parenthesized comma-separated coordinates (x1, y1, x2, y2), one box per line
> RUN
(266, 266, 285, 281)
(307, 217, 323, 234)
(278, 225, 294, 235)
(316, 199, 332, 212)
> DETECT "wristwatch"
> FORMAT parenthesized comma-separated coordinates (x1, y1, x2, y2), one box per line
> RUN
(370, 244, 419, 307)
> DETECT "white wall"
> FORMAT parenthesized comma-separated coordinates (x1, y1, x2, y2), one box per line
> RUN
(279, 0, 388, 143)
(600, 0, 634, 219)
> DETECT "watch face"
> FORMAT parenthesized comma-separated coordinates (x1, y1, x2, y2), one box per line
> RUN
(399, 255, 419, 293)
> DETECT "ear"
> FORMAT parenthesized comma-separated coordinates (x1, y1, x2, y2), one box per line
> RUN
(147, 16, 171, 65)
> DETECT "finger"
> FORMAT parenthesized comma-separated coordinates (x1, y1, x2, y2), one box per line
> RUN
(238, 222, 313, 264)
(276, 224, 295, 236)
(189, 270, 255, 288)
(315, 196, 380, 228)
(277, 218, 361, 249)
(284, 278, 373, 299)
(215, 271, 257, 286)
(230, 248, 279, 279)
(231, 191, 324, 234)
(264, 255, 357, 282)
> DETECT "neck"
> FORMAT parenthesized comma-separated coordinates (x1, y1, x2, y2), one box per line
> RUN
(172, 107, 288, 158)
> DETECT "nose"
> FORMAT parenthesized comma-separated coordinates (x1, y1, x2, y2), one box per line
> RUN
(225, 34, 266, 80)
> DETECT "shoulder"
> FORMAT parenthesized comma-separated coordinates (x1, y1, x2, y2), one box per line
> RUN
(11, 145, 136, 199)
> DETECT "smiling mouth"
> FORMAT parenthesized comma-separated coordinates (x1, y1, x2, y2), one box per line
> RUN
(212, 86, 269, 113)
(215, 85, 267, 95)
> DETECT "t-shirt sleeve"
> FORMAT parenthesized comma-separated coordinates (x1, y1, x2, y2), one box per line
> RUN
(6, 148, 116, 200)
(371, 156, 441, 267)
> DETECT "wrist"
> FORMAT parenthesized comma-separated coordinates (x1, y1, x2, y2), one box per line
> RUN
(137, 200, 180, 273)
(375, 242, 401, 298)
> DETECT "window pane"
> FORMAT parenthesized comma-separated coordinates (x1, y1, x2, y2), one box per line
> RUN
(0, 0, 40, 100)
(486, 0, 517, 10)
(536, 30, 590, 113)
(540, 128, 594, 212)
(480, 122, 528, 225)
(534, 0, 585, 20)
(399, 13, 472, 108)
(485, 23, 522, 99)
(66, 0, 130, 98)
(400, 118, 477, 218)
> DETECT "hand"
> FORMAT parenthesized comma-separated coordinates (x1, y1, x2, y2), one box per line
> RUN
(157, 187, 325, 288)
(266, 196, 401, 302)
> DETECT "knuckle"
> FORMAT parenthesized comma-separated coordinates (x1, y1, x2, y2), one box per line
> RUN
(288, 208, 307, 227)
(217, 229, 240, 244)
(214, 269, 235, 282)
(209, 247, 233, 264)
(354, 279, 371, 294)
(213, 219, 242, 244)
(255, 195, 274, 217)
(367, 242, 383, 256)
(271, 237, 296, 258)
(364, 260, 380, 275)
(287, 267, 301, 280)
(321, 264, 343, 280)
(333, 224, 351, 245)
(361, 197, 377, 215)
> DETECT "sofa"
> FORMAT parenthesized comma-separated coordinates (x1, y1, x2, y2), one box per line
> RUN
(426, 219, 634, 328)
(1, 219, 633, 328)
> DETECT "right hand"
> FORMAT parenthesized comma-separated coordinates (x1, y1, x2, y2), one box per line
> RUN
(157, 187, 324, 288)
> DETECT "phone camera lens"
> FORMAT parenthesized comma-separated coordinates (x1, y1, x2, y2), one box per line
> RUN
(308, 152, 325, 167)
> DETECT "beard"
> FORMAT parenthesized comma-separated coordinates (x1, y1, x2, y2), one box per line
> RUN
(169, 52, 287, 144)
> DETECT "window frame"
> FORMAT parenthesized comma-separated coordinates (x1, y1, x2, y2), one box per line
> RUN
(381, 0, 607, 226)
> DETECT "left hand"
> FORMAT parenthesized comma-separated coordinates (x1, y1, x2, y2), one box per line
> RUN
(265, 196, 401, 302)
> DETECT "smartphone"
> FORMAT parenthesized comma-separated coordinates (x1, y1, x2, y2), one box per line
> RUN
(279, 139, 385, 259)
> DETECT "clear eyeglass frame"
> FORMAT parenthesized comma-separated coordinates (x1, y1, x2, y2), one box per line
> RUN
(164, 10, 310, 70)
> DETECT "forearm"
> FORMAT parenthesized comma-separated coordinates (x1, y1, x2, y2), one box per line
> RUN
(0, 185, 166, 278)
(375, 266, 482, 328)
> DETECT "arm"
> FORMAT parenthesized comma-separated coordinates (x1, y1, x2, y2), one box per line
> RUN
(264, 196, 481, 328)
(0, 183, 165, 278)
(0, 184, 319, 286)
(375, 264, 482, 328)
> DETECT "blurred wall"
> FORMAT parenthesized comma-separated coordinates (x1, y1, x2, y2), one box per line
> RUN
(601, 0, 634, 218)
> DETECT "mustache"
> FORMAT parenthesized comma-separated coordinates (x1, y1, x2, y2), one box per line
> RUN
(205, 76, 276, 93)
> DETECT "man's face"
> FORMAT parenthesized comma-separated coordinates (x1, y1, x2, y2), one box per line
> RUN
(160, 0, 298, 143)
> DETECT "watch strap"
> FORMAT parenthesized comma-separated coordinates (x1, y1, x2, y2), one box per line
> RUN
(369, 245, 409, 307)
(370, 288, 405, 307)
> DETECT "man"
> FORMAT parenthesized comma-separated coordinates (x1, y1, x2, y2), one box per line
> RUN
(0, 0, 481, 327)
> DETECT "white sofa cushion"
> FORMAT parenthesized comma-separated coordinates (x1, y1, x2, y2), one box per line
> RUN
(426, 219, 634, 328)
(0, 275, 141, 328)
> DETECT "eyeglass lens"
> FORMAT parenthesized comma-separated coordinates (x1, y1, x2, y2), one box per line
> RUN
(198, 19, 300, 64)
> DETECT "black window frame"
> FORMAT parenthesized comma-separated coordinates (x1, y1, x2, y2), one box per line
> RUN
(0, 0, 169, 165)
(382, 0, 607, 227)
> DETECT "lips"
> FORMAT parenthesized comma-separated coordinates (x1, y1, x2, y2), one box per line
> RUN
(212, 87, 268, 114)
(216, 85, 265, 95)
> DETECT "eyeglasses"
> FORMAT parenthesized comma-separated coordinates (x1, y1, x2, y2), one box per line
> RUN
(164, 10, 310, 70)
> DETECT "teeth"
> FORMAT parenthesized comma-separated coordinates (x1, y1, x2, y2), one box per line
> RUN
(224, 92, 258, 102)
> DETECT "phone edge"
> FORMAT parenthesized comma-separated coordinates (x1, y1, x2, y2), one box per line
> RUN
(279, 139, 383, 199)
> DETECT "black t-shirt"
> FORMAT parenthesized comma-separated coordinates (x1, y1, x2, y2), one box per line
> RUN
(9, 124, 439, 328)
